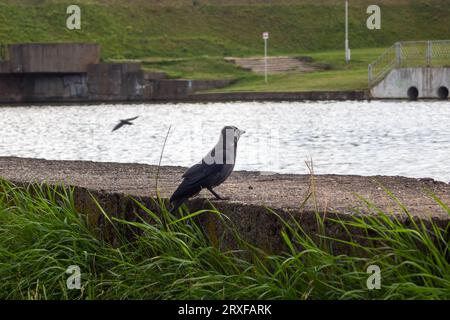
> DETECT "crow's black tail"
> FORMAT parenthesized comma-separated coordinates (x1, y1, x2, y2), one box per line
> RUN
(169, 197, 186, 214)
(169, 180, 202, 214)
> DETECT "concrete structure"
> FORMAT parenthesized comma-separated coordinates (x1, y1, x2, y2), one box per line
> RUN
(0, 157, 448, 252)
(369, 40, 450, 100)
(4, 43, 101, 73)
(0, 43, 232, 103)
(371, 68, 450, 99)
(225, 56, 319, 74)
(189, 90, 368, 102)
(87, 63, 145, 101)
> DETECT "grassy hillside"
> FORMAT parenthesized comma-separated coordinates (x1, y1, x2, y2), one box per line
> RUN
(0, 0, 448, 59)
(0, 1, 448, 92)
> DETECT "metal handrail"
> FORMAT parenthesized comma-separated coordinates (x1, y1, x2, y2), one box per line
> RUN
(368, 43, 396, 85)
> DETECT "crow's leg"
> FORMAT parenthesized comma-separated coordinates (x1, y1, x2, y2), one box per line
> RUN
(207, 187, 230, 200)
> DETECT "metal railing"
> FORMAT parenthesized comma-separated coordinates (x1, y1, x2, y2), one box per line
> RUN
(368, 40, 450, 86)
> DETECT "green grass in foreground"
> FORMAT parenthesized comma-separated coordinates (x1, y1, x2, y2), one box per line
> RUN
(0, 179, 449, 300)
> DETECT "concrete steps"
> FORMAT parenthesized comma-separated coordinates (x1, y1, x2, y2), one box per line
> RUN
(225, 56, 318, 74)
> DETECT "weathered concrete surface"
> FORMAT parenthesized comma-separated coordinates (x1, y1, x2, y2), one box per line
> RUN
(87, 63, 144, 101)
(4, 43, 101, 74)
(371, 68, 450, 99)
(150, 79, 235, 100)
(188, 90, 369, 102)
(0, 157, 448, 252)
(0, 74, 88, 103)
(225, 56, 321, 74)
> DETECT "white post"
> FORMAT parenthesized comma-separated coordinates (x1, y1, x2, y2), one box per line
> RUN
(345, 0, 350, 63)
(395, 42, 402, 67)
(427, 41, 432, 66)
(264, 37, 268, 83)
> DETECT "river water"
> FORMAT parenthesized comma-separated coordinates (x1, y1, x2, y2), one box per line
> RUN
(1, 100, 449, 182)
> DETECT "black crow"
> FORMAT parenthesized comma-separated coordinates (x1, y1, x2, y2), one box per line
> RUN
(169, 126, 246, 213)
(112, 116, 139, 132)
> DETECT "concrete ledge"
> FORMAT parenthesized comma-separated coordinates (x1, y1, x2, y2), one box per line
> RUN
(1, 157, 449, 252)
(187, 90, 370, 102)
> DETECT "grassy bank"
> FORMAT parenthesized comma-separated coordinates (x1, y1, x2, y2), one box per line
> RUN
(0, 1, 448, 92)
(0, 179, 448, 300)
(140, 47, 384, 91)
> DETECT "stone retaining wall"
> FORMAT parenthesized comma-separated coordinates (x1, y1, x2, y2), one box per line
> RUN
(0, 157, 448, 253)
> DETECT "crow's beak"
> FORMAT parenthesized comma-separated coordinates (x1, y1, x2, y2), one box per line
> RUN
(239, 129, 246, 135)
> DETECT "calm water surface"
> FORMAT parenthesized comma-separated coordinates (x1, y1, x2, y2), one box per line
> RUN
(1, 100, 449, 182)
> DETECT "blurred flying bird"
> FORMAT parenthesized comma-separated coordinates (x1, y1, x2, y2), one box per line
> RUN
(170, 126, 246, 213)
(112, 116, 139, 132)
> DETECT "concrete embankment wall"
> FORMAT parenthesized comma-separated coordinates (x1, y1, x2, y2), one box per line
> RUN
(0, 65, 235, 104)
(5, 43, 101, 73)
(150, 79, 235, 101)
(0, 72, 366, 104)
(371, 68, 450, 99)
(188, 90, 369, 102)
(0, 157, 448, 252)
(0, 43, 235, 104)
(0, 43, 371, 104)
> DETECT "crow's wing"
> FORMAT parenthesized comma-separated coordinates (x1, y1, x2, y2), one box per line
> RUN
(123, 116, 139, 122)
(182, 161, 223, 186)
(170, 161, 223, 204)
(112, 122, 124, 132)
